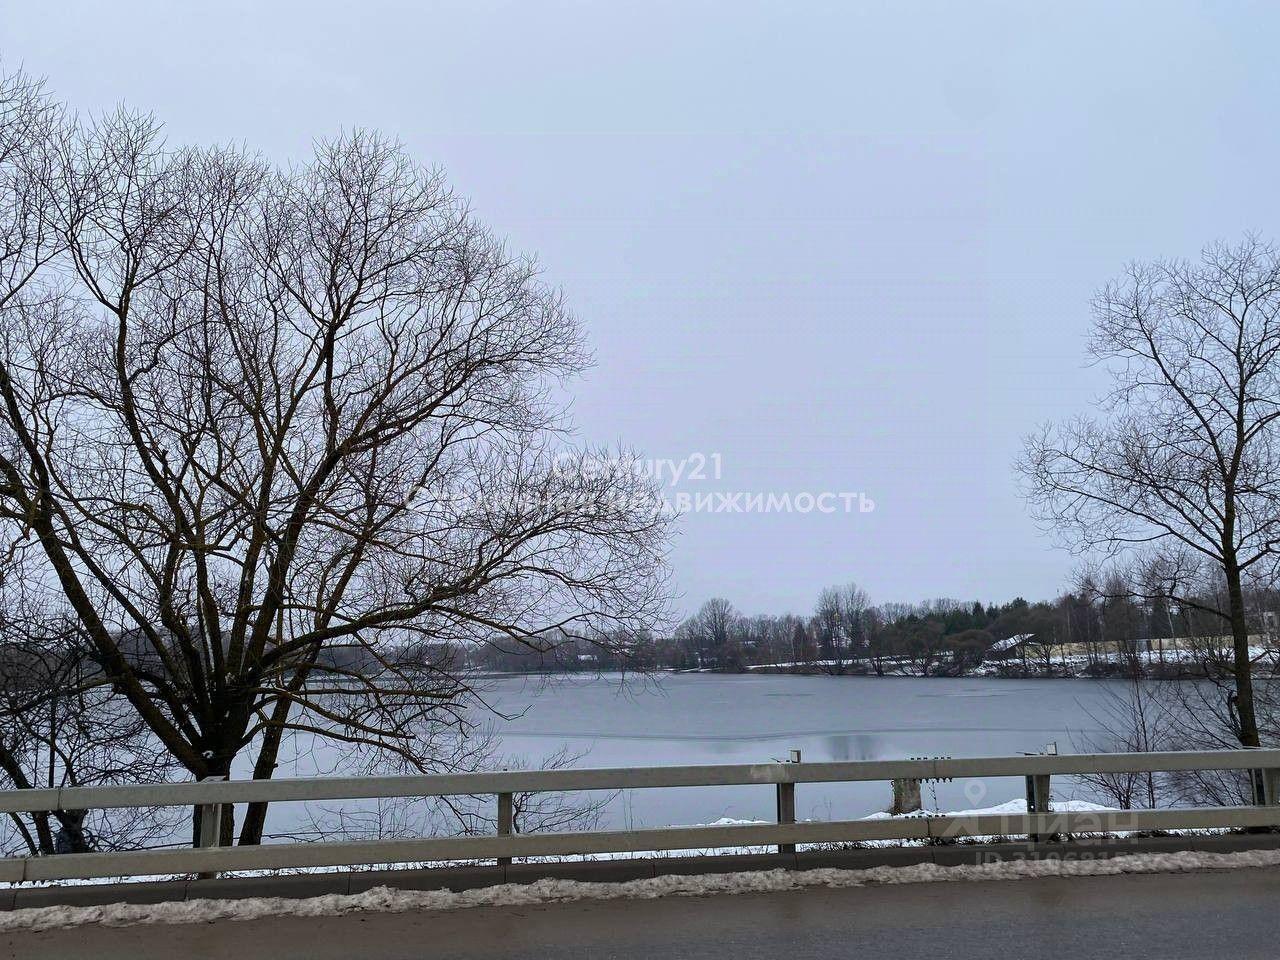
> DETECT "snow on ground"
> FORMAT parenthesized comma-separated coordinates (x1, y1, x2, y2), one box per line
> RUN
(4, 849, 1280, 933)
(745, 645, 1280, 676)
(862, 798, 1114, 820)
(657, 799, 1125, 854)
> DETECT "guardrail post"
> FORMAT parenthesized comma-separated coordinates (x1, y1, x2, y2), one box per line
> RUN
(776, 749, 799, 854)
(497, 791, 513, 867)
(1026, 773, 1051, 843)
(195, 776, 226, 880)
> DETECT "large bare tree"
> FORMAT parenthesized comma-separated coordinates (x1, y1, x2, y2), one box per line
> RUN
(1020, 237, 1280, 747)
(0, 69, 671, 844)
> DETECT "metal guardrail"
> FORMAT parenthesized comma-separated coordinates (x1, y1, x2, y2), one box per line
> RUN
(2, 750, 1279, 883)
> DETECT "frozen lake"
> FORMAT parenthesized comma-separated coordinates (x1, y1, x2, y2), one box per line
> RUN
(468, 672, 1125, 829)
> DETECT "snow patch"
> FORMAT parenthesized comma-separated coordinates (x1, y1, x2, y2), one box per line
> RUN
(863, 798, 1114, 820)
(4, 849, 1280, 933)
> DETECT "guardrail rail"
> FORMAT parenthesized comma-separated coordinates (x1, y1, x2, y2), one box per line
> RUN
(1, 749, 1279, 883)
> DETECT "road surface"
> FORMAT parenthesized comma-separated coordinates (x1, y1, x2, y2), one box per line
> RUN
(5, 867, 1280, 959)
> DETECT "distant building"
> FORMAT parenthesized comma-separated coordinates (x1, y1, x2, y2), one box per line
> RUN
(986, 633, 1035, 659)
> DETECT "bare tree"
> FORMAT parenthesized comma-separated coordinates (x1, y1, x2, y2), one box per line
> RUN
(0, 70, 673, 845)
(814, 583, 870, 674)
(862, 607, 893, 676)
(1020, 237, 1280, 747)
(676, 598, 740, 669)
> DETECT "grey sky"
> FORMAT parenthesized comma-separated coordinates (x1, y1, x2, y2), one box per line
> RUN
(4, 0, 1276, 615)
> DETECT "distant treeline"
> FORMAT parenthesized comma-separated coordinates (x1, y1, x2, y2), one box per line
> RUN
(466, 577, 1280, 679)
(12, 581, 1269, 683)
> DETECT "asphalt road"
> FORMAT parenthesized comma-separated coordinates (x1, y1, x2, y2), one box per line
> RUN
(6, 867, 1280, 959)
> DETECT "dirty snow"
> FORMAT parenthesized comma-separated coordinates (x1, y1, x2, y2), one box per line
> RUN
(4, 849, 1280, 933)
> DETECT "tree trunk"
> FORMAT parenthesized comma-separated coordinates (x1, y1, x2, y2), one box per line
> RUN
(1225, 559, 1260, 747)
(238, 784, 272, 845)
(237, 724, 289, 845)
(32, 811, 54, 855)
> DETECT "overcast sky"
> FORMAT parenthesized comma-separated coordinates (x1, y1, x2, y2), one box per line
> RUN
(4, 1, 1278, 615)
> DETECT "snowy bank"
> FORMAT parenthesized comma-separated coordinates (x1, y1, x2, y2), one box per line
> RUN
(3, 848, 1279, 933)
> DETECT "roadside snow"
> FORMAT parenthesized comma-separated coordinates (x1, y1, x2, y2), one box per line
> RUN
(4, 849, 1280, 933)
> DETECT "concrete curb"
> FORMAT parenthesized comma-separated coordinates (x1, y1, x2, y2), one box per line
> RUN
(6, 833, 1280, 911)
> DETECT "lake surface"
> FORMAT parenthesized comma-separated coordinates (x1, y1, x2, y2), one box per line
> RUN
(470, 672, 1125, 829)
